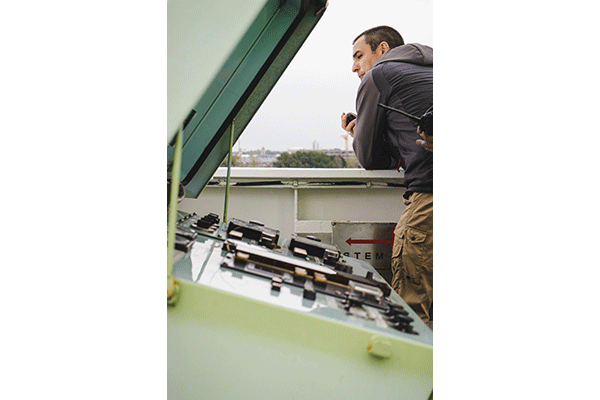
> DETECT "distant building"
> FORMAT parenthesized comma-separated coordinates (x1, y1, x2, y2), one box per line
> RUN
(321, 148, 354, 159)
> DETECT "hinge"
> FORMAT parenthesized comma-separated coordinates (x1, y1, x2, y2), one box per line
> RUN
(167, 276, 180, 306)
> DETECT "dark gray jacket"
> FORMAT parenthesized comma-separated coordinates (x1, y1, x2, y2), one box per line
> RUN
(353, 43, 433, 194)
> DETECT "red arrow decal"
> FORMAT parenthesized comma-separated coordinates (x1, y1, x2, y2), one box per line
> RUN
(346, 238, 393, 246)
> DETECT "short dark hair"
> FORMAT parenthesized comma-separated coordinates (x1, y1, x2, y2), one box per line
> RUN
(353, 26, 404, 51)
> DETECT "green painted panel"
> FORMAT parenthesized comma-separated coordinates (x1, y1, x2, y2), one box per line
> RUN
(168, 279, 433, 399)
(167, 0, 327, 196)
(167, 0, 273, 143)
(168, 223, 432, 399)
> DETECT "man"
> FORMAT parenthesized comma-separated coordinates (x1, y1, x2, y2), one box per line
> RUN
(341, 26, 433, 325)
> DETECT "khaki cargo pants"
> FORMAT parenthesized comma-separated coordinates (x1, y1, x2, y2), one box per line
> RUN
(391, 192, 433, 324)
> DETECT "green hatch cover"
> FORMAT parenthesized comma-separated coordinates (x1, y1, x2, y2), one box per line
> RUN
(167, 0, 328, 197)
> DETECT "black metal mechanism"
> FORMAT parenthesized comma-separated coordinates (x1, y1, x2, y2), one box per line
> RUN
(226, 218, 280, 249)
(220, 231, 416, 334)
(175, 213, 418, 334)
(288, 233, 350, 271)
(191, 212, 220, 231)
(174, 226, 198, 253)
(173, 213, 222, 254)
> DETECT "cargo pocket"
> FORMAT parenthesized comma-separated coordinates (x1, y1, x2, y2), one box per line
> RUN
(390, 225, 404, 291)
(399, 226, 427, 286)
(391, 224, 404, 258)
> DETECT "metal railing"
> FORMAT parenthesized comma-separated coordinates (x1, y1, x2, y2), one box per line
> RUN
(179, 167, 407, 244)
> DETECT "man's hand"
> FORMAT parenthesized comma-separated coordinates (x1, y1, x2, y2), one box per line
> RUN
(341, 113, 356, 137)
(416, 126, 432, 152)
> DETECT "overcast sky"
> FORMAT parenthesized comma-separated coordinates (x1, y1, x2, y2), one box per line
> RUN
(238, 0, 433, 152)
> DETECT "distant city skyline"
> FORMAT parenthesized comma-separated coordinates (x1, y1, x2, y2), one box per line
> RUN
(233, 145, 357, 168)
(234, 140, 347, 153)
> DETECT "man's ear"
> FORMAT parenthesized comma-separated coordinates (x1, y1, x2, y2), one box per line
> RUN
(379, 41, 390, 55)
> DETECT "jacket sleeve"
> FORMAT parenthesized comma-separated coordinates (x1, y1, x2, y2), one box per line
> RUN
(352, 72, 397, 170)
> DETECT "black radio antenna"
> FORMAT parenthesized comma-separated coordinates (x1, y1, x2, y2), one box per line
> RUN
(378, 103, 421, 122)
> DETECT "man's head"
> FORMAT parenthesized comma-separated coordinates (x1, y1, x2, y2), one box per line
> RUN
(351, 26, 404, 80)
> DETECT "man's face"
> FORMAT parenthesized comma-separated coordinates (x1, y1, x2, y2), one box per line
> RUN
(352, 36, 386, 80)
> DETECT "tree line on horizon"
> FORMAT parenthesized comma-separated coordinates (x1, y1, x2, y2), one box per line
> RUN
(273, 151, 353, 168)
(221, 151, 358, 168)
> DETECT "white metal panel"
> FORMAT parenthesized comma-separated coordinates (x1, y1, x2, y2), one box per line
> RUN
(178, 168, 406, 243)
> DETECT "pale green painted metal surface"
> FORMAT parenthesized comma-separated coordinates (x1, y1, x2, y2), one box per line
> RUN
(167, 0, 270, 143)
(168, 279, 433, 399)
